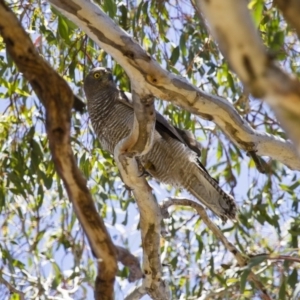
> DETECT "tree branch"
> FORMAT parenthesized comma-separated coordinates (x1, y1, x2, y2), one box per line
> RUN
(249, 253, 300, 264)
(160, 198, 272, 300)
(0, 274, 25, 300)
(115, 246, 143, 283)
(196, 0, 300, 153)
(0, 2, 117, 299)
(124, 285, 147, 300)
(114, 91, 169, 299)
(47, 0, 300, 170)
(274, 0, 300, 40)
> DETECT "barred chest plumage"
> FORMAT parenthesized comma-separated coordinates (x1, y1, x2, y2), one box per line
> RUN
(87, 89, 133, 154)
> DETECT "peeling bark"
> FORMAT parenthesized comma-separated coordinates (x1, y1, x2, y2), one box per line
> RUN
(48, 0, 300, 170)
(0, 2, 117, 299)
(196, 0, 300, 152)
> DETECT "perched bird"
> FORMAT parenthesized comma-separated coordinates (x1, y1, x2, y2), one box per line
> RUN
(84, 67, 237, 222)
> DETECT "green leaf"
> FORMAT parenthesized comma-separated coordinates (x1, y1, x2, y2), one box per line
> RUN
(170, 46, 180, 66)
(279, 278, 286, 300)
(240, 268, 251, 293)
(227, 72, 235, 92)
(217, 141, 223, 161)
(51, 262, 62, 289)
(35, 230, 46, 245)
(0, 183, 5, 212)
(102, 0, 117, 18)
(248, 0, 264, 28)
(10, 294, 20, 300)
(288, 268, 298, 290)
(179, 33, 187, 57)
(248, 255, 267, 268)
(58, 16, 70, 43)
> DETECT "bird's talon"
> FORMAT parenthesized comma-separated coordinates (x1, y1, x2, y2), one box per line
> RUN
(138, 169, 150, 177)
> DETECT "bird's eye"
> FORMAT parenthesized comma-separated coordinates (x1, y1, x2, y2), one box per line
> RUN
(93, 72, 100, 79)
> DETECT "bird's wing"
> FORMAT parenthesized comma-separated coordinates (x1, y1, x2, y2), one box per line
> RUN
(120, 91, 188, 143)
(120, 90, 204, 150)
(119, 90, 208, 161)
(173, 126, 202, 157)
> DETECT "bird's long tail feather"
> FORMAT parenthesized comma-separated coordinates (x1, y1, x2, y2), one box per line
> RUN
(183, 163, 237, 222)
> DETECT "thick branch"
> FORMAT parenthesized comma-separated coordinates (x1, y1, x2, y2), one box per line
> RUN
(274, 0, 300, 40)
(47, 0, 300, 170)
(0, 2, 117, 299)
(161, 198, 271, 300)
(115, 246, 143, 282)
(196, 0, 300, 152)
(114, 92, 169, 299)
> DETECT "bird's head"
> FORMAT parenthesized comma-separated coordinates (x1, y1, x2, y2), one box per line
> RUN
(84, 67, 116, 99)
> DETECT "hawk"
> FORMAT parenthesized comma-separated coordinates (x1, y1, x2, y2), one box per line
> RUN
(84, 67, 237, 222)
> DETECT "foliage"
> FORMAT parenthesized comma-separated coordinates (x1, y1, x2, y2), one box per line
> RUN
(0, 0, 299, 299)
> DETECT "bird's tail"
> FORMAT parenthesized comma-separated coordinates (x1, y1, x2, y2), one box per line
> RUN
(183, 163, 237, 222)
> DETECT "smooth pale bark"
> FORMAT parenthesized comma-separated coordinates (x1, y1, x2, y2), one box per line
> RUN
(196, 0, 300, 152)
(114, 92, 170, 299)
(48, 0, 300, 170)
(124, 287, 147, 300)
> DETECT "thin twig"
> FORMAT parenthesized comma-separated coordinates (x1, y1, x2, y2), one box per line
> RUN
(161, 197, 272, 300)
(0, 274, 25, 300)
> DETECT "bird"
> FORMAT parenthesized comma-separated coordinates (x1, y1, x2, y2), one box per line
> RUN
(84, 67, 237, 222)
